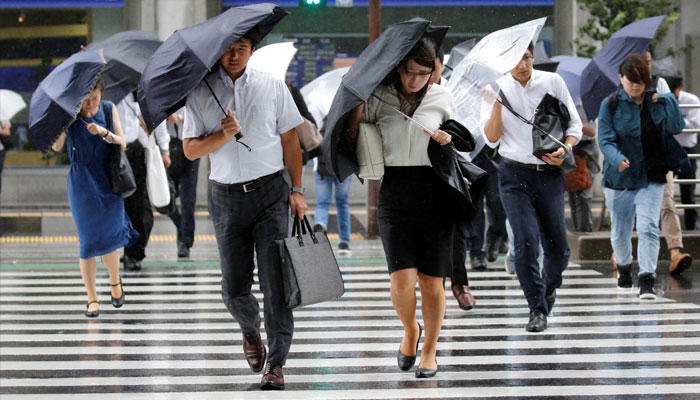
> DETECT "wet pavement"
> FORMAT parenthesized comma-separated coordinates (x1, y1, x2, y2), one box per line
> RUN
(1, 216, 700, 399)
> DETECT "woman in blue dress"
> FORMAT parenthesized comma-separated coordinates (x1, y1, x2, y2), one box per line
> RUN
(52, 80, 136, 317)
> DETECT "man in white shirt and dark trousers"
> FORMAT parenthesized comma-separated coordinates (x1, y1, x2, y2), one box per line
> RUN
(116, 92, 170, 271)
(182, 31, 306, 390)
(480, 43, 582, 332)
(164, 109, 199, 258)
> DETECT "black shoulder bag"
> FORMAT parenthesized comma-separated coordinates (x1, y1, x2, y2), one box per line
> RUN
(104, 102, 137, 198)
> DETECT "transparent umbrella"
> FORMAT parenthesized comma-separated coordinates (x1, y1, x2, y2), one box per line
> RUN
(300, 66, 349, 124)
(445, 17, 546, 159)
(0, 89, 27, 122)
(248, 41, 297, 81)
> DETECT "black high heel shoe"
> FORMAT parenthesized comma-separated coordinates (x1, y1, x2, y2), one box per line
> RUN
(85, 301, 100, 318)
(111, 278, 125, 308)
(397, 322, 422, 371)
(415, 359, 438, 378)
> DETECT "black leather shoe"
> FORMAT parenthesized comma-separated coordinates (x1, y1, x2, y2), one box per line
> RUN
(486, 238, 502, 262)
(545, 288, 556, 315)
(85, 301, 100, 318)
(471, 256, 487, 271)
(415, 361, 438, 378)
(177, 242, 190, 258)
(397, 322, 422, 371)
(110, 278, 125, 308)
(525, 309, 547, 332)
(122, 255, 142, 271)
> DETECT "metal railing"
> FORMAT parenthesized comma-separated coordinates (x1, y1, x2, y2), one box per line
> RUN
(672, 102, 700, 209)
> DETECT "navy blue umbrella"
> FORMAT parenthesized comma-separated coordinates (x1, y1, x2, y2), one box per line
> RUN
(29, 49, 106, 153)
(87, 30, 162, 104)
(137, 3, 288, 132)
(580, 15, 664, 120)
(552, 55, 590, 108)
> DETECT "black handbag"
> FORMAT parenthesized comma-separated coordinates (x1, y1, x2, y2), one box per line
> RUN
(103, 102, 137, 198)
(500, 91, 576, 172)
(276, 215, 344, 309)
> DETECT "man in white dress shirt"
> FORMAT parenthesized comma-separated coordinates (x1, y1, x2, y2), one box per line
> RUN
(115, 92, 170, 271)
(182, 31, 306, 390)
(480, 43, 582, 332)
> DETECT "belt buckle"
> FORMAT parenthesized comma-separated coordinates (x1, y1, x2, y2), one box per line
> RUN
(536, 164, 546, 171)
(242, 181, 256, 193)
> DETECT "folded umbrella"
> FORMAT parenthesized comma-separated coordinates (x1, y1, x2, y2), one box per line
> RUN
(248, 41, 297, 81)
(86, 30, 162, 104)
(0, 89, 27, 122)
(320, 18, 448, 180)
(137, 3, 288, 132)
(28, 49, 106, 153)
(580, 15, 665, 121)
(445, 17, 546, 159)
(551, 55, 591, 108)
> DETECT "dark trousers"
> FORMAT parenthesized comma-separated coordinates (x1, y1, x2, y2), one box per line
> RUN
(679, 146, 697, 230)
(498, 162, 569, 313)
(166, 138, 200, 247)
(123, 141, 153, 261)
(469, 150, 507, 258)
(0, 149, 5, 195)
(451, 220, 471, 286)
(209, 174, 293, 365)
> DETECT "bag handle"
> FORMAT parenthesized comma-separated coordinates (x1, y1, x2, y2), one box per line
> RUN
(290, 215, 319, 247)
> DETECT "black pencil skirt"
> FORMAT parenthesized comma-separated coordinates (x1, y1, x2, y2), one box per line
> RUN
(378, 166, 454, 277)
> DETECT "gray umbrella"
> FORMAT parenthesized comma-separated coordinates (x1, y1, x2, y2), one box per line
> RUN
(320, 18, 449, 180)
(652, 56, 682, 79)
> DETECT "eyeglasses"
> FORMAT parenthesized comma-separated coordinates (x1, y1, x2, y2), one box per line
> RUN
(399, 66, 433, 78)
(520, 56, 535, 63)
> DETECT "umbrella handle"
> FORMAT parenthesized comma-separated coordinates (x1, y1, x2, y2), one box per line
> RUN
(203, 77, 251, 152)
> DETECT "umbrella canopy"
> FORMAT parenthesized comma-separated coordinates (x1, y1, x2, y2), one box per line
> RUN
(86, 30, 162, 104)
(321, 18, 449, 180)
(551, 55, 590, 108)
(137, 3, 289, 132)
(580, 15, 665, 120)
(445, 17, 546, 158)
(652, 56, 682, 79)
(29, 49, 106, 153)
(442, 38, 478, 80)
(0, 89, 27, 122)
(533, 41, 559, 72)
(248, 41, 297, 81)
(300, 66, 350, 122)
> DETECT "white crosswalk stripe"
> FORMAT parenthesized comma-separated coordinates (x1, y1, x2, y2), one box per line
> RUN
(1, 246, 699, 399)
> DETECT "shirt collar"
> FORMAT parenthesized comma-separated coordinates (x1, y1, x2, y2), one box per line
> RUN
(218, 63, 252, 89)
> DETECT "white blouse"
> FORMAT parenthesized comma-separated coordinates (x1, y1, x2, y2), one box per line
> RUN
(363, 83, 456, 167)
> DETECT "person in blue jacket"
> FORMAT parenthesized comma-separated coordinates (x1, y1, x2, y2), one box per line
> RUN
(598, 54, 687, 300)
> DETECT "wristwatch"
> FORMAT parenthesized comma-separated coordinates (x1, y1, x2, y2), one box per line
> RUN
(291, 187, 305, 194)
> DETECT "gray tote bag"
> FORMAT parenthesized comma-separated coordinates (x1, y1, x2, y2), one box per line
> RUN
(276, 215, 345, 309)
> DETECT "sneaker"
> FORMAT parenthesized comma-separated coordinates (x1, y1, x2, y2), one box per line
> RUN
(617, 264, 632, 288)
(639, 273, 656, 300)
(338, 241, 352, 256)
(313, 222, 327, 234)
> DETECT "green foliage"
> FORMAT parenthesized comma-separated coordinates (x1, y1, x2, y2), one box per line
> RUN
(574, 0, 686, 58)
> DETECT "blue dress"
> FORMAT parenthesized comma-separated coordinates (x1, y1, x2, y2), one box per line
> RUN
(66, 101, 137, 259)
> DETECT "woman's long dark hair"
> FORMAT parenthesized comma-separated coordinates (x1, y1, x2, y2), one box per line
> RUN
(382, 36, 437, 116)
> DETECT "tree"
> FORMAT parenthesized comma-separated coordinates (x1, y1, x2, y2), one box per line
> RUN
(574, 0, 690, 58)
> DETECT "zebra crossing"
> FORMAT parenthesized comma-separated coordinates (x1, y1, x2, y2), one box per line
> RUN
(2, 242, 700, 399)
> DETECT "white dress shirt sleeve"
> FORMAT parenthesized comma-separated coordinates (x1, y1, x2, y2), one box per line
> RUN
(153, 121, 170, 152)
(657, 77, 671, 94)
(183, 91, 207, 140)
(275, 79, 304, 135)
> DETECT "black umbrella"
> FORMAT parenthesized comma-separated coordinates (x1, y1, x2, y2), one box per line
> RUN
(322, 18, 449, 180)
(86, 30, 162, 104)
(533, 41, 559, 72)
(137, 3, 288, 132)
(28, 49, 106, 153)
(652, 56, 682, 79)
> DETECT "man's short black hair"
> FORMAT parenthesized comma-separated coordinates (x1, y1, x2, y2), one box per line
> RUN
(527, 41, 534, 54)
(646, 46, 654, 57)
(666, 76, 683, 93)
(436, 47, 444, 64)
(242, 29, 261, 48)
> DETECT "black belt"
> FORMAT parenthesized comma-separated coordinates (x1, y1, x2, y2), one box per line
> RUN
(501, 157, 558, 172)
(212, 171, 281, 193)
